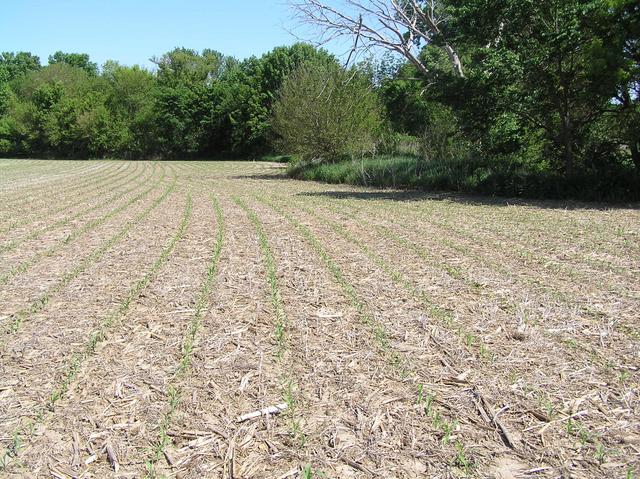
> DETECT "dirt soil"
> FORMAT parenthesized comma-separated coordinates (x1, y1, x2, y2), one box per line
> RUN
(0, 159, 638, 478)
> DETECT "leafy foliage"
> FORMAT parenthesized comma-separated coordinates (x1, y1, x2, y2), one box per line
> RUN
(273, 61, 383, 164)
(0, 0, 638, 201)
(0, 44, 336, 159)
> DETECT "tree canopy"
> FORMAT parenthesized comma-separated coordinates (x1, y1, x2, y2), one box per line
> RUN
(0, 1, 639, 200)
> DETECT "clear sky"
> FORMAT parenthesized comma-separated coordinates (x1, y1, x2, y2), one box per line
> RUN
(0, 0, 314, 69)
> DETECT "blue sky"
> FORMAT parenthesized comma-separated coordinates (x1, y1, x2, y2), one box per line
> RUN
(0, 0, 320, 69)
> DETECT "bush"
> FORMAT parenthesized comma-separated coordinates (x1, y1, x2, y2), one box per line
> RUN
(272, 61, 383, 165)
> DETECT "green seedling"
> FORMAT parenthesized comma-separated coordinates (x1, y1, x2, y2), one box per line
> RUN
(417, 384, 434, 416)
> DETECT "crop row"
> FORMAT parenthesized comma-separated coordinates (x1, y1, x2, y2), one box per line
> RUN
(146, 195, 224, 477)
(0, 193, 192, 473)
(0, 165, 167, 286)
(250, 193, 477, 473)
(1, 172, 176, 337)
(0, 161, 138, 230)
(0, 161, 122, 211)
(0, 162, 157, 254)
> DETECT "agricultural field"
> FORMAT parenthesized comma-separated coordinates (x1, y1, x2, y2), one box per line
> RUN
(0, 159, 638, 479)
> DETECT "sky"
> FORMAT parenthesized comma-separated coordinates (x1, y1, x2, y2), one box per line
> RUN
(0, 0, 325, 69)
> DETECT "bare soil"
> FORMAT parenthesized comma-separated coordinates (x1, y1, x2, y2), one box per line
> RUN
(0, 159, 638, 478)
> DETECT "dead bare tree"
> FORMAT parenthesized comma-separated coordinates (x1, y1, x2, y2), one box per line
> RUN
(290, 0, 464, 78)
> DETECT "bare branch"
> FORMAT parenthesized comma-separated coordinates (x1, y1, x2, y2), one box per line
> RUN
(290, 0, 464, 78)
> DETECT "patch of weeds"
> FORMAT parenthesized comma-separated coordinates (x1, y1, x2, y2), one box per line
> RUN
(478, 343, 494, 362)
(536, 392, 557, 419)
(619, 370, 630, 384)
(563, 338, 579, 350)
(427, 302, 454, 326)
(301, 465, 314, 479)
(301, 465, 327, 479)
(464, 333, 475, 347)
(443, 264, 463, 280)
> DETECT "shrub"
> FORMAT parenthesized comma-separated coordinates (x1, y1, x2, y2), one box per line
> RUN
(272, 61, 383, 165)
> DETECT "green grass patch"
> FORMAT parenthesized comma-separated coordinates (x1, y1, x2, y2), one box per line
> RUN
(289, 155, 640, 202)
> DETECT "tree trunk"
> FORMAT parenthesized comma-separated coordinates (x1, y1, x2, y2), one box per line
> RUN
(631, 141, 640, 172)
(560, 114, 574, 176)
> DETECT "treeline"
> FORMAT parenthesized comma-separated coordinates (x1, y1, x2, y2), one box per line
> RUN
(0, 0, 638, 201)
(0, 45, 335, 159)
(278, 0, 640, 201)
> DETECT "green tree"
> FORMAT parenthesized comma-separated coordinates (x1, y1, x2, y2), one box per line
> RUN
(0, 52, 41, 83)
(48, 51, 98, 76)
(445, 0, 628, 175)
(101, 61, 156, 157)
(273, 61, 383, 163)
(152, 47, 236, 87)
(611, 0, 640, 170)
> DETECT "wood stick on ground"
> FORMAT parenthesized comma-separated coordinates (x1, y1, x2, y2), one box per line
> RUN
(104, 441, 120, 473)
(236, 403, 288, 422)
(71, 431, 81, 468)
(341, 456, 376, 475)
(472, 387, 518, 450)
